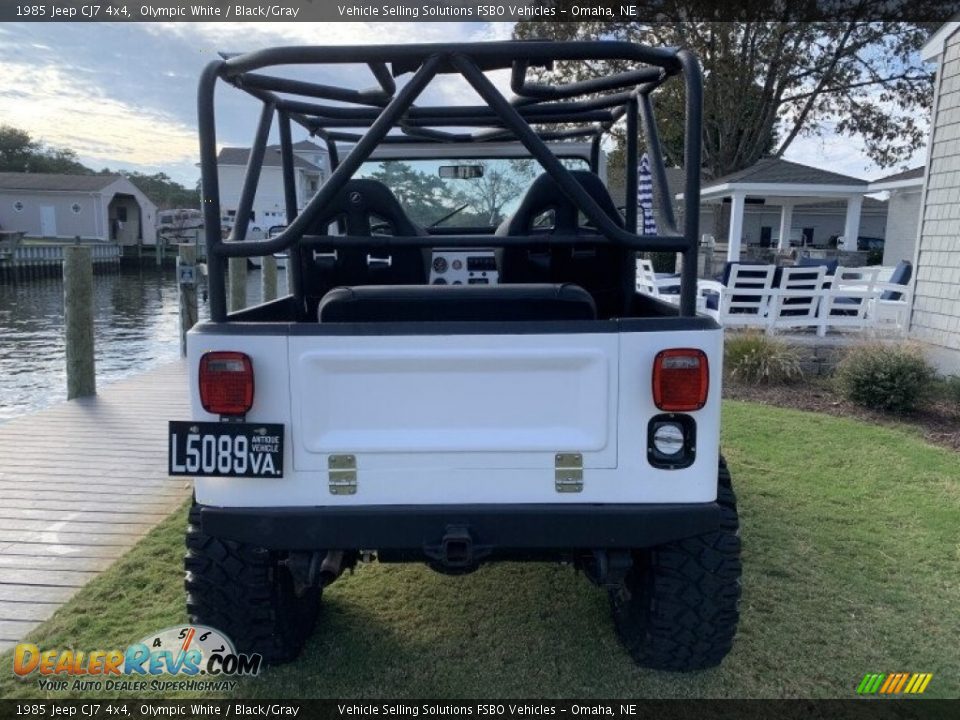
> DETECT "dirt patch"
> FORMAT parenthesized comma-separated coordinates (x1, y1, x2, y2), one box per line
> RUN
(724, 379, 960, 453)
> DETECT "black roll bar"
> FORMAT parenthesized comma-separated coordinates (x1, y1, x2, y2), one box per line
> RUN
(197, 41, 703, 322)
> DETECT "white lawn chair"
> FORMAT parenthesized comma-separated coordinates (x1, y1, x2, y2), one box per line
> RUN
(636, 259, 718, 317)
(717, 264, 776, 328)
(636, 258, 661, 296)
(816, 266, 882, 337)
(766, 265, 827, 333)
(695, 280, 724, 321)
(866, 263, 913, 336)
(636, 258, 681, 297)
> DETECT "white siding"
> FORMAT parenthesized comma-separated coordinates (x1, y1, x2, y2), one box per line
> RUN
(0, 191, 102, 239)
(217, 165, 292, 229)
(911, 27, 960, 373)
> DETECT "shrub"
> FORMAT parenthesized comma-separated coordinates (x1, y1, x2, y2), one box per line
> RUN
(939, 375, 960, 408)
(835, 343, 935, 413)
(724, 332, 804, 385)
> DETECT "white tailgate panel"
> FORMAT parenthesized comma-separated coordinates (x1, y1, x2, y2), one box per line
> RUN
(289, 334, 618, 470)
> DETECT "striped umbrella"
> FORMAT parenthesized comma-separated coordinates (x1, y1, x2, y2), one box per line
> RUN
(637, 153, 658, 235)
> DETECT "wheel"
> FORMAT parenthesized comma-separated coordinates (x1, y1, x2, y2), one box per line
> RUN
(610, 457, 741, 671)
(184, 504, 320, 664)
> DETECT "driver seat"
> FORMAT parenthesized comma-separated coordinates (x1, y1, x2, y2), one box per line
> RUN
(300, 179, 428, 303)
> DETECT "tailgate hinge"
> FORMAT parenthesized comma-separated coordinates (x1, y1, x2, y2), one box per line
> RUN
(555, 452, 583, 493)
(328, 454, 357, 495)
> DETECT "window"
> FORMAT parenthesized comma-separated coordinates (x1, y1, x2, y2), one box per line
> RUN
(355, 157, 590, 228)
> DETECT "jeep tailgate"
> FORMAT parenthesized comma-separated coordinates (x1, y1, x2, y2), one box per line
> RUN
(288, 333, 618, 470)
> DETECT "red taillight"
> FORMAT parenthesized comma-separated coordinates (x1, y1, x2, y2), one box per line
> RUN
(652, 349, 708, 412)
(199, 351, 254, 416)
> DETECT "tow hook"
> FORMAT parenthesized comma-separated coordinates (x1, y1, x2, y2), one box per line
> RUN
(424, 525, 491, 573)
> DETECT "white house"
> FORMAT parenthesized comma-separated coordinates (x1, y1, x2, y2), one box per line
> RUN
(215, 139, 329, 231)
(911, 22, 960, 373)
(0, 173, 157, 245)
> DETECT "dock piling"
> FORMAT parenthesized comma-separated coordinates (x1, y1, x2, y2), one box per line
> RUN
(177, 244, 198, 357)
(228, 257, 247, 313)
(63, 245, 96, 399)
(262, 254, 278, 303)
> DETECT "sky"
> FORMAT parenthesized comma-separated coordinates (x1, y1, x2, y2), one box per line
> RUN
(0, 22, 930, 187)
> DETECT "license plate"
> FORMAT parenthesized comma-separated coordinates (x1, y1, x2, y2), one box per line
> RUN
(168, 421, 284, 478)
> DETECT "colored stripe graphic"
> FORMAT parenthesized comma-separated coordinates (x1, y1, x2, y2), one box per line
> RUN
(858, 673, 886, 694)
(858, 672, 932, 695)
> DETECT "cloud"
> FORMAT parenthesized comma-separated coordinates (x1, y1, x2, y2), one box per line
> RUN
(0, 22, 520, 183)
(0, 59, 197, 169)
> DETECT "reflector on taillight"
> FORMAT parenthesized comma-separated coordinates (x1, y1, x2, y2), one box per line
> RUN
(199, 351, 254, 416)
(652, 349, 708, 412)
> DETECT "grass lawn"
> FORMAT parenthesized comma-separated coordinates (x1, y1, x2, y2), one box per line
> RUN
(2, 401, 958, 699)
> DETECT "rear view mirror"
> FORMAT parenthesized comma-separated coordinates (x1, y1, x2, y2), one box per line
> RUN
(439, 165, 484, 179)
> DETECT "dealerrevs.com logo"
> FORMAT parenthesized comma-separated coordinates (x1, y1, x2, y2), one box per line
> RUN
(13, 625, 261, 693)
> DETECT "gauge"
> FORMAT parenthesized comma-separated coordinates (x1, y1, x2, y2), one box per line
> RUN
(137, 625, 235, 666)
(432, 256, 448, 273)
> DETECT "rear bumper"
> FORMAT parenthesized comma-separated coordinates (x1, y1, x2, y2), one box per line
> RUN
(197, 502, 720, 552)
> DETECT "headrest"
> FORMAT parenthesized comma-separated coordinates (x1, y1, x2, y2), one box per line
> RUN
(496, 171, 624, 236)
(304, 179, 424, 237)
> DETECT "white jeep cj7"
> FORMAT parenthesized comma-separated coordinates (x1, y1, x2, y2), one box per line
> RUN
(169, 40, 741, 671)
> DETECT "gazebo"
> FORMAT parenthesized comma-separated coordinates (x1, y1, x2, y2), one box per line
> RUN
(687, 158, 870, 261)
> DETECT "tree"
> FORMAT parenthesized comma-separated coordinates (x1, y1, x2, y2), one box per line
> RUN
(457, 160, 536, 226)
(366, 161, 461, 226)
(513, 19, 935, 179)
(0, 124, 90, 174)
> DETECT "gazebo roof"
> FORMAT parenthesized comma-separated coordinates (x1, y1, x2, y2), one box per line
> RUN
(692, 158, 869, 203)
(706, 158, 867, 188)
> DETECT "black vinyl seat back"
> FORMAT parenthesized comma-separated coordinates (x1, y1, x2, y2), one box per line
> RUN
(300, 179, 428, 304)
(318, 283, 597, 323)
(496, 171, 629, 318)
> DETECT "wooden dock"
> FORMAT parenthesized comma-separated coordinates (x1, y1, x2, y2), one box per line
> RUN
(0, 361, 190, 651)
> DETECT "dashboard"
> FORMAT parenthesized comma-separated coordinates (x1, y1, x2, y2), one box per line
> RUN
(429, 249, 499, 285)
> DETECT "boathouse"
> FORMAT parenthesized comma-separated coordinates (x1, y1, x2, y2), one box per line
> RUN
(0, 173, 157, 245)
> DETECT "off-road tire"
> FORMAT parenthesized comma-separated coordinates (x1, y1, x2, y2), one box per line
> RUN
(610, 457, 741, 671)
(184, 504, 320, 664)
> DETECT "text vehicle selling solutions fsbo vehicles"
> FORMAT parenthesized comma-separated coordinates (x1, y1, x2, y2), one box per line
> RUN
(169, 39, 741, 671)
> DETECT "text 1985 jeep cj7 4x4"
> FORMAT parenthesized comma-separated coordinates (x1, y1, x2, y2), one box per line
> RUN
(169, 40, 740, 671)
